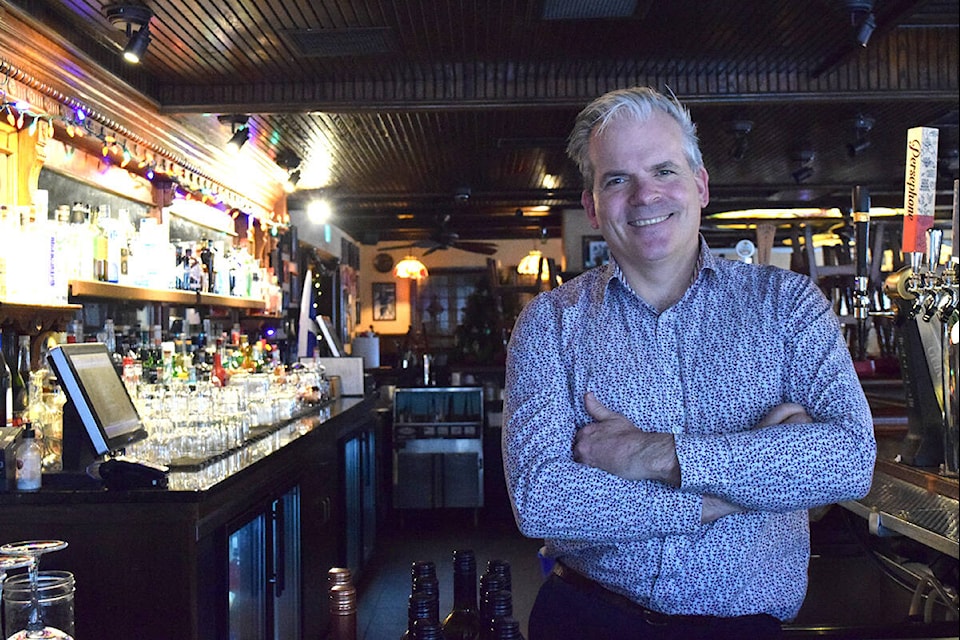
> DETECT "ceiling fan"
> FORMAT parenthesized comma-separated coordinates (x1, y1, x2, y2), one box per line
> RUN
(380, 214, 498, 256)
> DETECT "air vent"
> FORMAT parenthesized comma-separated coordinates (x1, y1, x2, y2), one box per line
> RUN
(281, 27, 395, 57)
(541, 0, 638, 20)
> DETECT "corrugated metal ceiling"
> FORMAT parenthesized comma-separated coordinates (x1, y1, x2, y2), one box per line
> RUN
(4, 0, 958, 244)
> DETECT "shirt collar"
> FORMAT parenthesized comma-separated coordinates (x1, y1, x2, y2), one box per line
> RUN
(604, 235, 716, 298)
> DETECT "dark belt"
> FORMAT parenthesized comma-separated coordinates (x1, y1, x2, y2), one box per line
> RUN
(551, 561, 715, 627)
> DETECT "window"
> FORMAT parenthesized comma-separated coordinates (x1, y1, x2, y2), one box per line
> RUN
(414, 269, 486, 339)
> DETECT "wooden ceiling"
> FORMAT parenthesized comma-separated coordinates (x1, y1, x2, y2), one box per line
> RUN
(6, 0, 959, 246)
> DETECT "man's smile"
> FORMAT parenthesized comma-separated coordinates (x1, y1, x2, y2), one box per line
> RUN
(627, 213, 672, 228)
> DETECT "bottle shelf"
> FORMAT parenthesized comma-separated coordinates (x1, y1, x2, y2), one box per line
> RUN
(68, 280, 266, 311)
(0, 301, 82, 334)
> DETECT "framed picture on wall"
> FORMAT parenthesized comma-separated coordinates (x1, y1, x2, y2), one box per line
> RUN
(582, 236, 610, 269)
(372, 282, 397, 321)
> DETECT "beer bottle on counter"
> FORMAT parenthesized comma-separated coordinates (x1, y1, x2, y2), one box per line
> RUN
(442, 549, 480, 640)
(491, 617, 524, 640)
(327, 566, 356, 640)
(402, 592, 439, 640)
(479, 590, 513, 640)
(328, 565, 354, 589)
(1, 334, 13, 427)
(412, 575, 440, 623)
(413, 617, 445, 640)
(483, 560, 512, 594)
(15, 421, 42, 491)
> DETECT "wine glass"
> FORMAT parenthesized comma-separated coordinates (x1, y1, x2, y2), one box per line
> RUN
(1, 555, 34, 638)
(0, 540, 71, 639)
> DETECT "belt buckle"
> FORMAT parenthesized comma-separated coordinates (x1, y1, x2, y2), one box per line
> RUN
(640, 606, 671, 627)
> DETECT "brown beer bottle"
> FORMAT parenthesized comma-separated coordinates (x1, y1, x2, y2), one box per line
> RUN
(328, 583, 357, 640)
(441, 549, 480, 640)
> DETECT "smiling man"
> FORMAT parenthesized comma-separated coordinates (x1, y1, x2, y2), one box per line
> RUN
(501, 87, 876, 640)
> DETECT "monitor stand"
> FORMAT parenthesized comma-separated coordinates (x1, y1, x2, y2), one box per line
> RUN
(60, 398, 99, 475)
(40, 398, 104, 489)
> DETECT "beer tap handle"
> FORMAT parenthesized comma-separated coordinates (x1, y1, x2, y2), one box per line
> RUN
(853, 186, 871, 280)
(950, 180, 960, 260)
(908, 251, 924, 275)
(925, 228, 943, 274)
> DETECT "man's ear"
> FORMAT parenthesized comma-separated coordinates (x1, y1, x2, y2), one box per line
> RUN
(582, 190, 600, 230)
(695, 166, 710, 209)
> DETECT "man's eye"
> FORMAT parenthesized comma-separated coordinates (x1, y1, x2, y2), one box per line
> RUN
(603, 176, 625, 188)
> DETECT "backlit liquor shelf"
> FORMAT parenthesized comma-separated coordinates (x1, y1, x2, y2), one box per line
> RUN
(67, 279, 267, 311)
(0, 301, 82, 334)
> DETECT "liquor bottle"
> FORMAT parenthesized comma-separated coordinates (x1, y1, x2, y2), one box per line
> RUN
(412, 575, 440, 624)
(328, 566, 353, 588)
(491, 617, 524, 640)
(484, 560, 512, 594)
(402, 592, 438, 640)
(15, 422, 42, 491)
(479, 590, 513, 640)
(328, 582, 357, 640)
(92, 207, 109, 282)
(14, 335, 32, 418)
(413, 618, 445, 640)
(200, 238, 215, 292)
(442, 549, 480, 640)
(478, 571, 505, 626)
(1, 334, 12, 427)
(211, 349, 228, 387)
(8, 336, 27, 420)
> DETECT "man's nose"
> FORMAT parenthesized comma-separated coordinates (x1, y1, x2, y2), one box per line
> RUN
(627, 178, 660, 206)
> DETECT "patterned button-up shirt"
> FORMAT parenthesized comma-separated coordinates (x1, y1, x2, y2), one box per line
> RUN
(502, 238, 876, 621)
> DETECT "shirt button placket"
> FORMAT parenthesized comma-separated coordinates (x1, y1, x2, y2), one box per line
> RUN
(656, 311, 684, 428)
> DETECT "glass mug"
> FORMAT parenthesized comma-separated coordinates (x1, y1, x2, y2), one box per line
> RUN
(2, 570, 75, 639)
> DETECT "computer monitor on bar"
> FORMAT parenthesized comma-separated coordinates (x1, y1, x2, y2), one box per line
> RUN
(47, 343, 166, 489)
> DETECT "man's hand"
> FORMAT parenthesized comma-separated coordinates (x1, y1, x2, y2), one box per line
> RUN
(757, 402, 812, 428)
(572, 393, 681, 486)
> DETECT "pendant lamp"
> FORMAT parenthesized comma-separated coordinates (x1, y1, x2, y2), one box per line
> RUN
(517, 250, 547, 281)
(394, 255, 429, 280)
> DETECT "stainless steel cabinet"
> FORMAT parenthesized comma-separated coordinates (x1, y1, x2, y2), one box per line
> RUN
(392, 387, 484, 509)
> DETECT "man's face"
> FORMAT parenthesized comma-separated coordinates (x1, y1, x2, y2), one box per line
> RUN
(582, 111, 709, 270)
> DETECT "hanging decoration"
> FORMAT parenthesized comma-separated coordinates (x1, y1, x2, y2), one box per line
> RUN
(0, 57, 288, 230)
(393, 255, 429, 280)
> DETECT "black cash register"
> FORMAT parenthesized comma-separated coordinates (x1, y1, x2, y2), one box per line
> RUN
(47, 343, 168, 490)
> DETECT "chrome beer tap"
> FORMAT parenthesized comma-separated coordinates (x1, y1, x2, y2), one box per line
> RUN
(852, 186, 872, 360)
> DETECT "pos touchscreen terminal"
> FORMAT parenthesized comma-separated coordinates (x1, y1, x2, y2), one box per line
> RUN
(47, 343, 167, 489)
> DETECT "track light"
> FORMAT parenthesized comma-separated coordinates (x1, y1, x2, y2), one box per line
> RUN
(123, 25, 151, 63)
(105, 4, 154, 64)
(846, 114, 875, 158)
(847, 139, 871, 157)
(218, 115, 250, 153)
(843, 1, 876, 47)
(855, 11, 876, 46)
(791, 150, 816, 184)
(727, 120, 753, 161)
(284, 169, 301, 193)
(227, 127, 249, 152)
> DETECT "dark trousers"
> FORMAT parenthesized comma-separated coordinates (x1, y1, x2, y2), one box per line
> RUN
(529, 571, 783, 640)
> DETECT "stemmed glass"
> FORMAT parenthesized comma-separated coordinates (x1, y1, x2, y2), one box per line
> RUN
(0, 540, 71, 639)
(0, 555, 34, 626)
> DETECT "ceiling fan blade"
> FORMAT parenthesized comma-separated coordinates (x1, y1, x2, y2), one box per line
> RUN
(379, 239, 437, 251)
(453, 241, 498, 255)
(422, 245, 443, 256)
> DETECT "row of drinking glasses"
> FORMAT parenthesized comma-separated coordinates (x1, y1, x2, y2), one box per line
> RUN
(127, 374, 305, 465)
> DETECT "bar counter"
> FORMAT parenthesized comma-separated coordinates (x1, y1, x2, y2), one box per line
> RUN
(0, 396, 376, 640)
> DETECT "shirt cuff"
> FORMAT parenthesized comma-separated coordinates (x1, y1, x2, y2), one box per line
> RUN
(674, 432, 731, 495)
